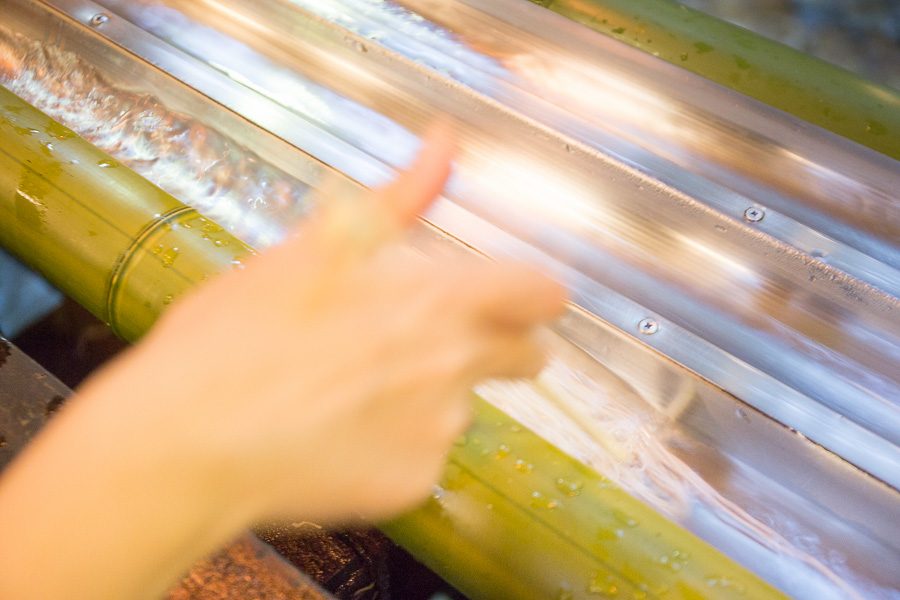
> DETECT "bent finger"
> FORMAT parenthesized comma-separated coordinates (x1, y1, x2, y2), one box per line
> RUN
(469, 329, 550, 381)
(452, 262, 567, 330)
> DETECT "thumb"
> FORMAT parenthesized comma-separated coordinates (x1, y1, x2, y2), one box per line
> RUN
(294, 120, 456, 263)
(370, 119, 456, 229)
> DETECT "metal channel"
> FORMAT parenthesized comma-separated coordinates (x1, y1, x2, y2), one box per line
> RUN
(37, 0, 900, 489)
(3, 0, 899, 595)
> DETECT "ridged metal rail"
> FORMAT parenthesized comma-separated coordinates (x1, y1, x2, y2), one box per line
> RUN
(1, 0, 897, 598)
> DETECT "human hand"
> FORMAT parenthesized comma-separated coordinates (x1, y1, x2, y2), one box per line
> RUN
(0, 41, 22, 80)
(79, 124, 566, 525)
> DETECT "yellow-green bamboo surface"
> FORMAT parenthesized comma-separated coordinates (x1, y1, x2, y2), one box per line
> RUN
(0, 86, 254, 340)
(530, 0, 900, 160)
(0, 86, 783, 599)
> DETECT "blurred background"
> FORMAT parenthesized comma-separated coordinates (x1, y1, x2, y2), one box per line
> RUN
(681, 0, 900, 89)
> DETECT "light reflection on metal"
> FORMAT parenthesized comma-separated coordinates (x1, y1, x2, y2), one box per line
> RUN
(2, 0, 899, 597)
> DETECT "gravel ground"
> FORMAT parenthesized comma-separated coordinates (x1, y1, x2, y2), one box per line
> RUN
(678, 0, 900, 89)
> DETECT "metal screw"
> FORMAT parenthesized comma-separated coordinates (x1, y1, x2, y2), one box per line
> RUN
(89, 13, 110, 27)
(743, 206, 765, 223)
(638, 318, 659, 335)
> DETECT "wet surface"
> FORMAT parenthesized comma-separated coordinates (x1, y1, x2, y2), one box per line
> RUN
(0, 28, 315, 248)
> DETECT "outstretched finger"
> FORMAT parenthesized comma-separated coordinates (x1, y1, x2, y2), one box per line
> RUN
(285, 120, 456, 266)
(370, 120, 456, 229)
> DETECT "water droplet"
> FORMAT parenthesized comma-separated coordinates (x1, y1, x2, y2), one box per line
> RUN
(555, 478, 584, 497)
(514, 459, 533, 473)
(160, 247, 180, 268)
(865, 119, 886, 135)
(735, 407, 750, 422)
(162, 294, 174, 306)
(587, 572, 619, 596)
(494, 444, 510, 459)
(97, 160, 114, 169)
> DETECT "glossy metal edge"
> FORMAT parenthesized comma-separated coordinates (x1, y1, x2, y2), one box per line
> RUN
(32, 0, 900, 489)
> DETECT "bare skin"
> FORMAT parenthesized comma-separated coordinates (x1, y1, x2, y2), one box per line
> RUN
(0, 126, 565, 599)
(0, 42, 20, 79)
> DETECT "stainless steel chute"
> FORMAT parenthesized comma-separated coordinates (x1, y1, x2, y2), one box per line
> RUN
(0, 0, 897, 598)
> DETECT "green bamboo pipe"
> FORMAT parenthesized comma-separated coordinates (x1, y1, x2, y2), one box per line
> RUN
(384, 400, 783, 599)
(0, 86, 254, 341)
(529, 0, 900, 160)
(0, 87, 782, 599)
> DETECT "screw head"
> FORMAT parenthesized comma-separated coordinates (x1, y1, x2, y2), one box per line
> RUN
(90, 13, 110, 27)
(743, 206, 765, 223)
(638, 318, 659, 335)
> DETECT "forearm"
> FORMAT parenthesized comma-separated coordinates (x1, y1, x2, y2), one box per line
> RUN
(0, 362, 256, 600)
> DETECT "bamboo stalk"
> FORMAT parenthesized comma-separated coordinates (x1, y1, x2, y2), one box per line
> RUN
(0, 86, 255, 340)
(530, 0, 900, 160)
(0, 87, 783, 599)
(383, 400, 782, 599)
